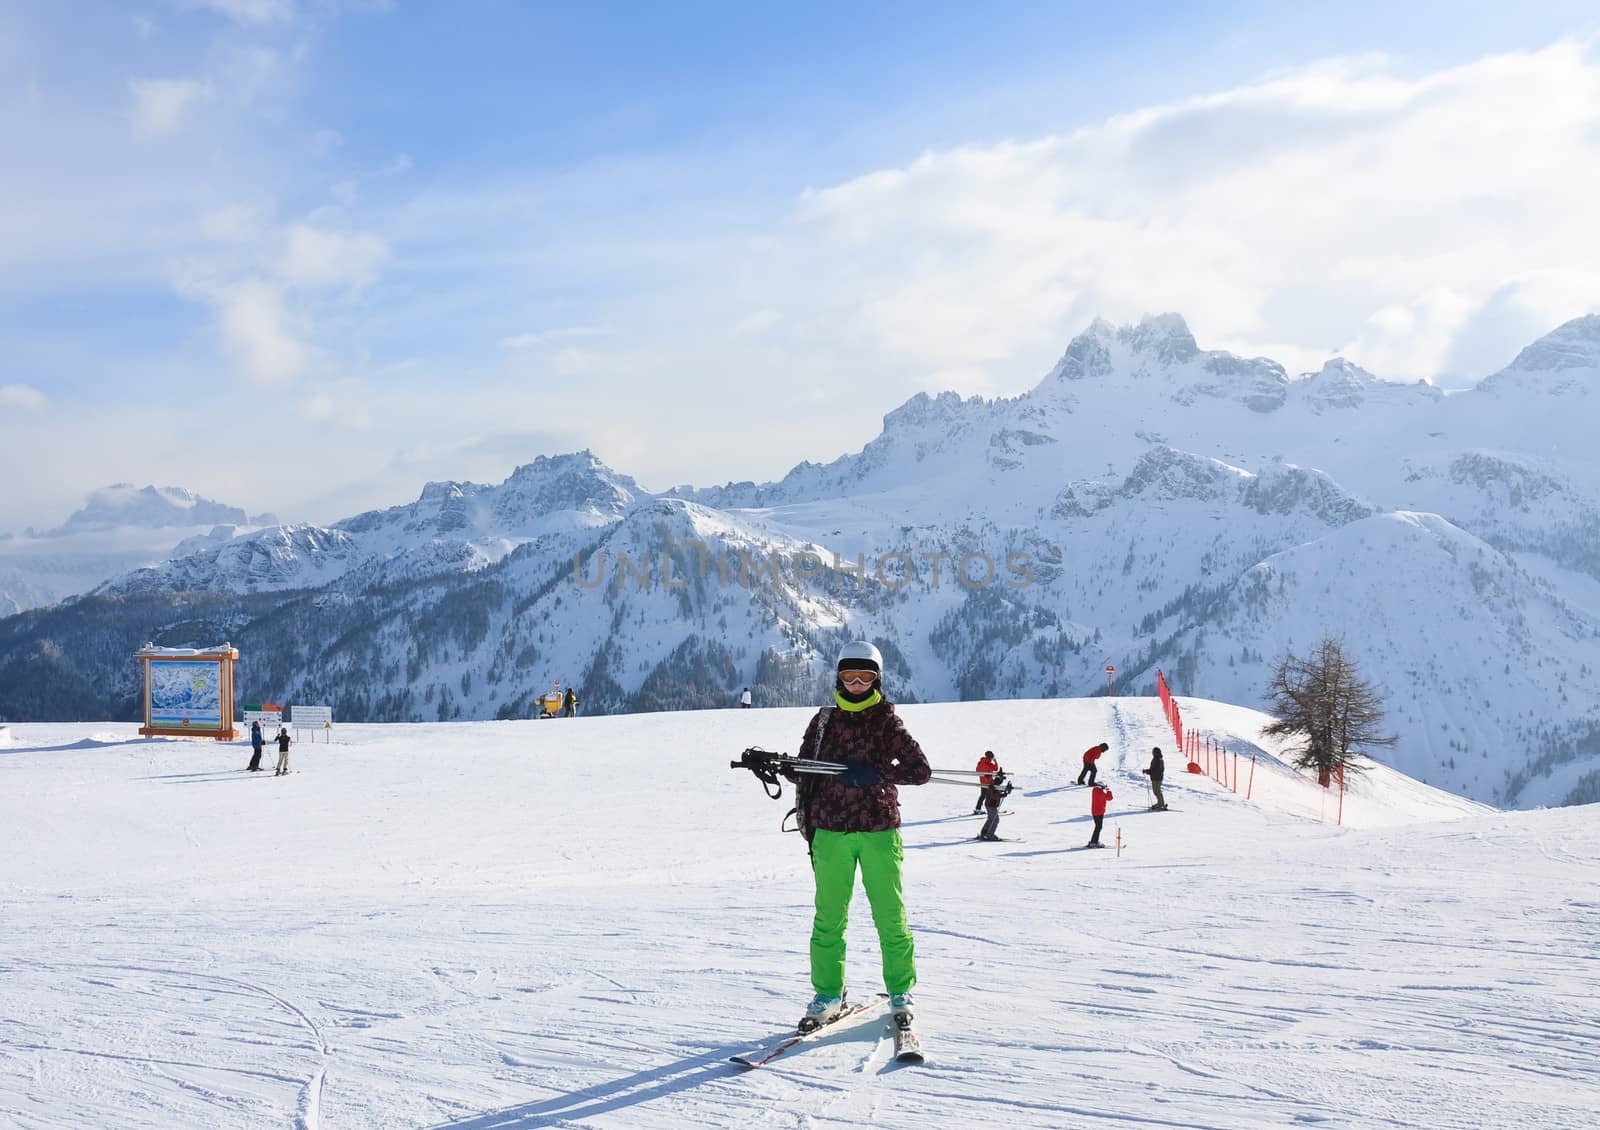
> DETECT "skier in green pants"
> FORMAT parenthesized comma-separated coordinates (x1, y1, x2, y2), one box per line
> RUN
(788, 641, 932, 1033)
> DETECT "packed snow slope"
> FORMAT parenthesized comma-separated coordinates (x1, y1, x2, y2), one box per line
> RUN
(3, 698, 1595, 1130)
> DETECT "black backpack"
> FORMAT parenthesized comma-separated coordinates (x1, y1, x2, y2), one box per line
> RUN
(784, 707, 832, 846)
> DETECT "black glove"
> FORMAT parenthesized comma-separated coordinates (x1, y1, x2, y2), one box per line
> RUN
(836, 762, 880, 787)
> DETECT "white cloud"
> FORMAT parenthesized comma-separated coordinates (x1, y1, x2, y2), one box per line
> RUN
(553, 347, 624, 378)
(785, 40, 1600, 385)
(295, 384, 370, 427)
(11, 27, 1600, 533)
(499, 327, 607, 350)
(0, 384, 47, 413)
(128, 77, 207, 137)
(200, 204, 266, 242)
(280, 224, 390, 288)
(730, 309, 782, 337)
(1437, 270, 1600, 385)
(299, 390, 336, 419)
(181, 0, 295, 25)
(216, 280, 307, 384)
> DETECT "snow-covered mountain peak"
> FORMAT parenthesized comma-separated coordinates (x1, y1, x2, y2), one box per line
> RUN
(1043, 318, 1116, 382)
(337, 450, 639, 542)
(1501, 313, 1600, 374)
(494, 450, 641, 525)
(49, 484, 270, 535)
(1472, 315, 1600, 404)
(1294, 358, 1442, 413)
(1120, 311, 1201, 364)
(1037, 313, 1287, 413)
(1118, 445, 1249, 502)
(1243, 460, 1376, 523)
(14, 314, 1600, 810)
(1299, 358, 1375, 408)
(417, 480, 468, 504)
(99, 522, 362, 595)
(1050, 448, 1375, 530)
(882, 390, 985, 433)
(503, 449, 638, 495)
(1042, 312, 1198, 383)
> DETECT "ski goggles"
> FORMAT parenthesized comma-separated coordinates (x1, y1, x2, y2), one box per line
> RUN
(838, 669, 878, 688)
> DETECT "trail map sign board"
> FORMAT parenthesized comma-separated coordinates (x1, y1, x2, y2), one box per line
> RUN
(291, 705, 333, 740)
(136, 643, 239, 740)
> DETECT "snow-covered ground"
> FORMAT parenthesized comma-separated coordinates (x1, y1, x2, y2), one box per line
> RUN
(2, 697, 1595, 1129)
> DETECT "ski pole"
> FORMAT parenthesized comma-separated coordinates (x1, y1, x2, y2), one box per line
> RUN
(730, 748, 845, 798)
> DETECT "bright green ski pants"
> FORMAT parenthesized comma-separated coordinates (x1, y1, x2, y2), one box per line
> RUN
(809, 828, 917, 998)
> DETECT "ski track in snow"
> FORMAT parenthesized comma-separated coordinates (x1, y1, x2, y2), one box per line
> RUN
(1, 700, 1597, 1128)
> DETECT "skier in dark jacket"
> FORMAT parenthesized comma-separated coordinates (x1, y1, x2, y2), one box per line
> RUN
(1076, 742, 1109, 785)
(273, 725, 292, 776)
(977, 767, 1013, 842)
(246, 721, 265, 772)
(786, 641, 931, 1034)
(1142, 746, 1166, 810)
(562, 686, 578, 717)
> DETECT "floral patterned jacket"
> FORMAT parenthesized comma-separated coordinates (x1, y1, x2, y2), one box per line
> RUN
(792, 699, 931, 834)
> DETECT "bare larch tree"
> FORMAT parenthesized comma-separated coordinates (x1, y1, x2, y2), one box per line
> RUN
(1263, 635, 1395, 786)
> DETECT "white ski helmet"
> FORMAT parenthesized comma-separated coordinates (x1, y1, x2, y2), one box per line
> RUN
(836, 640, 883, 676)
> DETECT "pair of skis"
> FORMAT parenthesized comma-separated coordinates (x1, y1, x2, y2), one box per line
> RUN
(730, 994, 923, 1069)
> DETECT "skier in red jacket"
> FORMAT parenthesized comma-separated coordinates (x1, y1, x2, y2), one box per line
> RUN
(972, 750, 999, 815)
(1076, 742, 1109, 785)
(1087, 782, 1113, 847)
(977, 768, 1014, 842)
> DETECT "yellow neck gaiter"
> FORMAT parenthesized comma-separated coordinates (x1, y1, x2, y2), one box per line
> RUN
(834, 688, 883, 713)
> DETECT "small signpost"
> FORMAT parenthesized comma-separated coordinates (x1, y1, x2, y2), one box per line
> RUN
(1104, 664, 1115, 695)
(242, 703, 282, 731)
(290, 704, 334, 742)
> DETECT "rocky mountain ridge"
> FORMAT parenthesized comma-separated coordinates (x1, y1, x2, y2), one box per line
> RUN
(3, 314, 1598, 810)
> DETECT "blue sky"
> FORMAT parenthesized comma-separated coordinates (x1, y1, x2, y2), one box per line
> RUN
(2, 0, 1598, 530)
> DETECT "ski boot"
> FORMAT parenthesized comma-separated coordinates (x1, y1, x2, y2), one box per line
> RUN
(798, 993, 845, 1033)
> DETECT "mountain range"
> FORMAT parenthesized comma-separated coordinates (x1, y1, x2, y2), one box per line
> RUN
(2, 313, 1596, 810)
(0, 485, 278, 616)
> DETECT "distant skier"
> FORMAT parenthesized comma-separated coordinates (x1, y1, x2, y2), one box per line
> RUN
(783, 641, 931, 1036)
(740, 687, 753, 709)
(562, 686, 578, 717)
(971, 750, 999, 815)
(977, 767, 1013, 842)
(1076, 742, 1109, 786)
(1087, 782, 1113, 847)
(1143, 746, 1167, 810)
(273, 725, 292, 776)
(246, 721, 265, 772)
